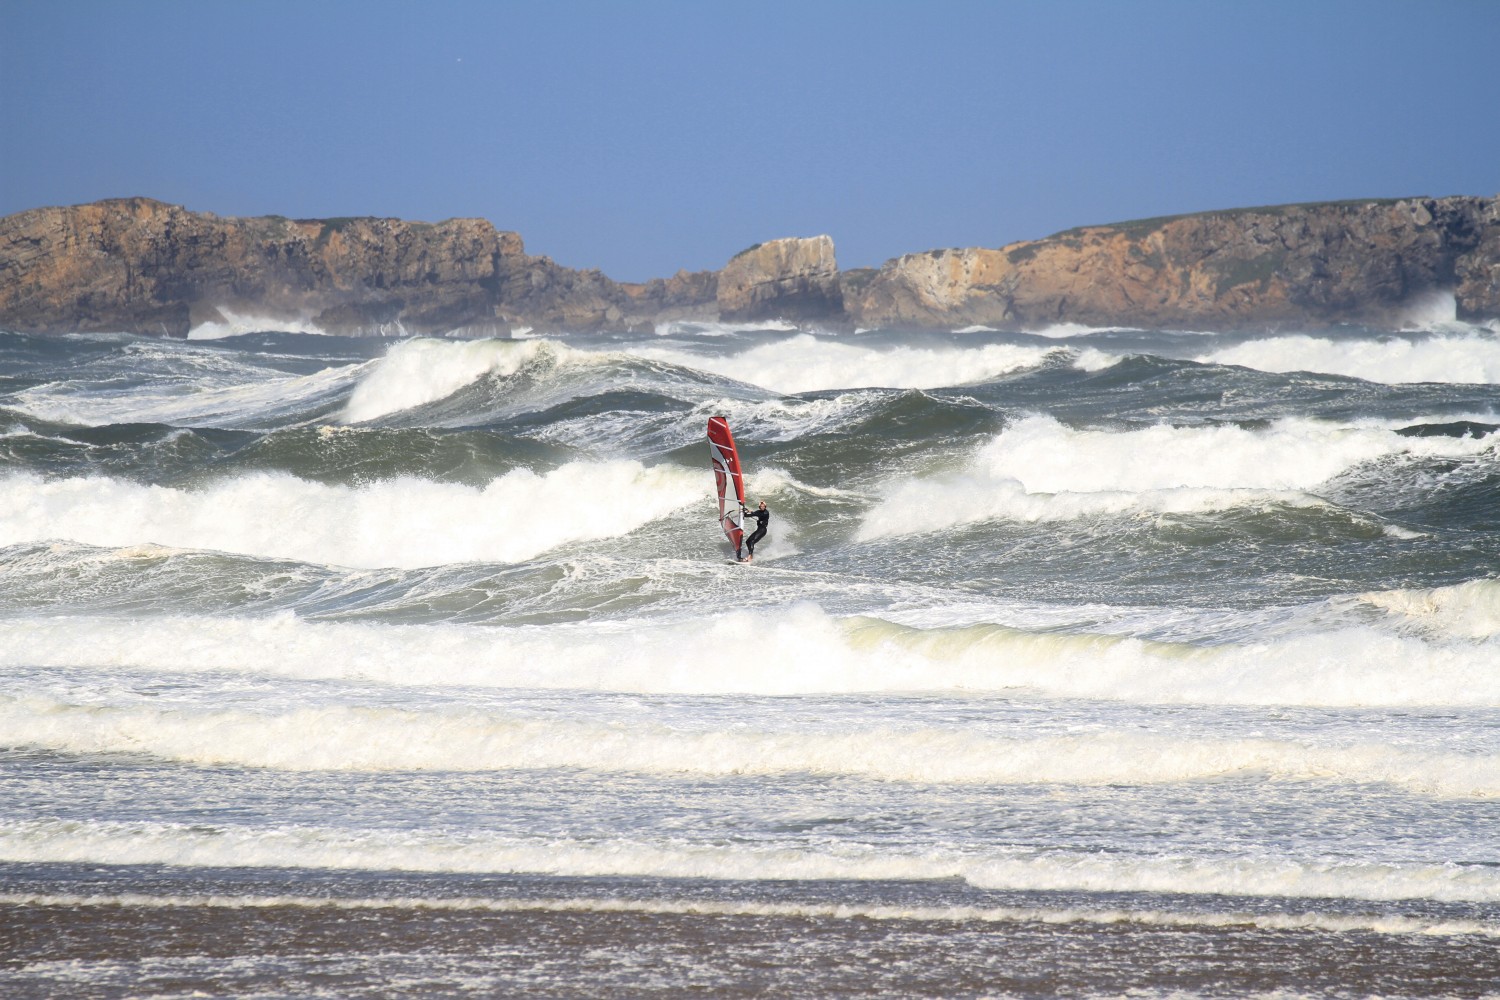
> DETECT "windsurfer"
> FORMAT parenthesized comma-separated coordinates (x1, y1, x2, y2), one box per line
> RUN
(740, 500, 770, 562)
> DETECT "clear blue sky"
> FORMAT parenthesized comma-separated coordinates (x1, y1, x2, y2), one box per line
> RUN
(3, 0, 1497, 281)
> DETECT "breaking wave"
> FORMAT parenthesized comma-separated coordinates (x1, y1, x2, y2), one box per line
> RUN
(2, 604, 1495, 706)
(8, 358, 360, 429)
(3, 891, 1491, 938)
(0, 462, 702, 568)
(630, 334, 1057, 394)
(2, 819, 1496, 904)
(1197, 331, 1500, 385)
(857, 415, 1498, 537)
(6, 693, 1496, 798)
(186, 308, 338, 340)
(1358, 578, 1500, 640)
(342, 337, 603, 423)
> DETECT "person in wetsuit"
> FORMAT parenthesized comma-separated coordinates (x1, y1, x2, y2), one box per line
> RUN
(740, 500, 770, 562)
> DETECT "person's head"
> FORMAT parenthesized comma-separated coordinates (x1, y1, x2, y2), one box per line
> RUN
(758, 500, 767, 509)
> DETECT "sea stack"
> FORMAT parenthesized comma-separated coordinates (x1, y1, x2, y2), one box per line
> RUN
(715, 235, 844, 323)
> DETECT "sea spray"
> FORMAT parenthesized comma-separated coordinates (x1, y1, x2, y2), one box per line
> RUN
(631, 333, 1059, 393)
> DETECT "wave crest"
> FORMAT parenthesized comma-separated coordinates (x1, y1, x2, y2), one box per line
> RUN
(857, 415, 1497, 538)
(1359, 578, 1500, 639)
(3, 605, 1496, 707)
(1197, 331, 1500, 385)
(630, 334, 1057, 394)
(342, 338, 601, 423)
(3, 818, 1496, 903)
(6, 693, 1496, 798)
(0, 462, 702, 568)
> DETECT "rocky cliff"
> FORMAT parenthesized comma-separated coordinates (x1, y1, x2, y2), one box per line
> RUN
(0, 198, 535, 336)
(848, 196, 1500, 331)
(0, 199, 825, 336)
(619, 269, 719, 326)
(716, 235, 842, 323)
(3, 195, 1498, 336)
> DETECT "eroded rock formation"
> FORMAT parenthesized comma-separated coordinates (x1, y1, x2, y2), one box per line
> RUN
(3, 195, 1498, 336)
(716, 236, 842, 323)
(0, 198, 533, 336)
(619, 269, 719, 327)
(848, 197, 1500, 331)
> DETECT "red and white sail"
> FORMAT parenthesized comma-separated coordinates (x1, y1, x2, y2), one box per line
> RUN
(706, 416, 746, 554)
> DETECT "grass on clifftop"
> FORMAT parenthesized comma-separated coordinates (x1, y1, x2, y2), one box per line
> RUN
(1057, 197, 1421, 240)
(729, 242, 764, 262)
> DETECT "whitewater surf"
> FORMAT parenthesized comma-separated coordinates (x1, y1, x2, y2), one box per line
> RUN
(2, 322, 1498, 996)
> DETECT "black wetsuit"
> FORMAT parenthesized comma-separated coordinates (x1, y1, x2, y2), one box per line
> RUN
(742, 506, 770, 557)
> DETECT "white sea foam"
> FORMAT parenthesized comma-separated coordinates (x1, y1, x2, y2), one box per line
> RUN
(0, 462, 702, 568)
(342, 337, 600, 422)
(857, 415, 1498, 538)
(1197, 331, 1500, 384)
(1358, 578, 1500, 640)
(9, 360, 361, 429)
(957, 851, 1500, 905)
(186, 307, 337, 340)
(2, 891, 1491, 938)
(1396, 289, 1500, 335)
(1071, 347, 1124, 371)
(861, 478, 1330, 537)
(1400, 290, 1461, 332)
(2, 605, 1496, 707)
(693, 391, 890, 443)
(5, 694, 1495, 797)
(652, 319, 799, 337)
(630, 334, 1056, 393)
(2, 818, 1496, 904)
(1026, 321, 1122, 339)
(532, 391, 892, 456)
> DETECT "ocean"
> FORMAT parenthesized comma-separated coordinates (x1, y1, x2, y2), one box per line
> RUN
(1, 318, 1498, 997)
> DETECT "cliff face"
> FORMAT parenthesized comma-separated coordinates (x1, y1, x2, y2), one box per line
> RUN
(619, 269, 719, 326)
(849, 196, 1500, 331)
(0, 199, 823, 336)
(716, 236, 842, 322)
(3, 195, 1498, 337)
(0, 198, 540, 336)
